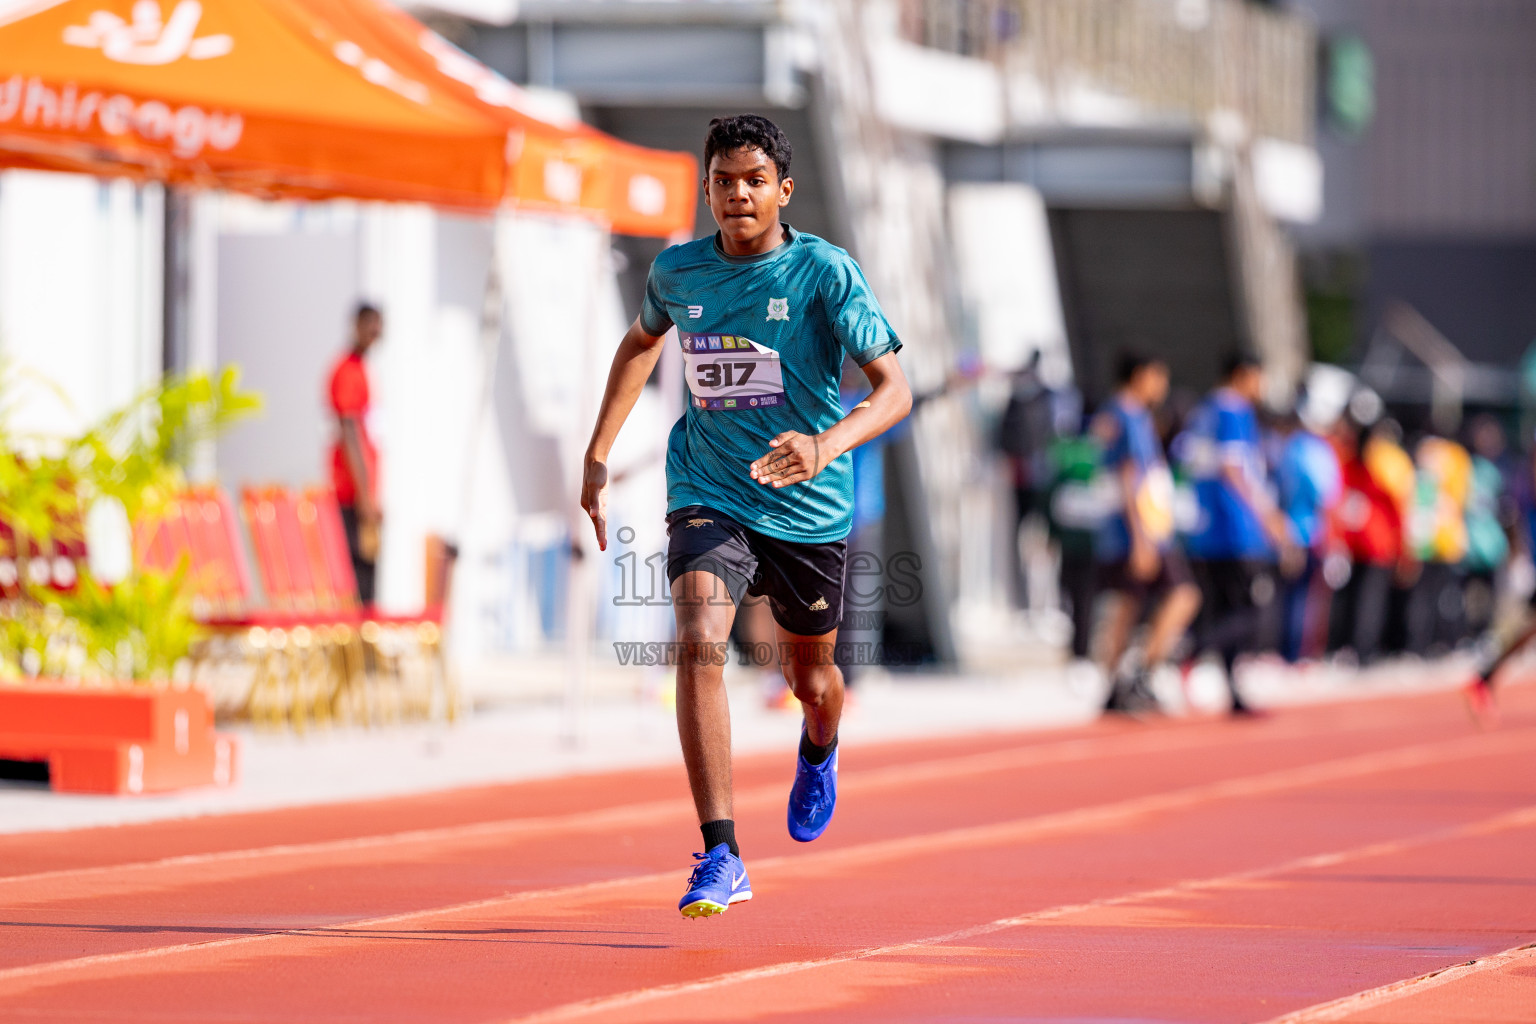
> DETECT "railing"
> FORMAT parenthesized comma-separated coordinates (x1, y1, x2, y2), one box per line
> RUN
(897, 0, 1315, 144)
(897, 0, 1026, 61)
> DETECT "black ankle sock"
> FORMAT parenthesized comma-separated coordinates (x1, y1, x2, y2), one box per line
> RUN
(700, 819, 738, 857)
(799, 731, 838, 766)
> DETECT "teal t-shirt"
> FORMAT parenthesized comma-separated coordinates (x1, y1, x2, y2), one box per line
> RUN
(641, 225, 901, 543)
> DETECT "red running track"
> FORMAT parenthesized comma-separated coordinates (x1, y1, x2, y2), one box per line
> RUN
(1, 685, 1533, 1023)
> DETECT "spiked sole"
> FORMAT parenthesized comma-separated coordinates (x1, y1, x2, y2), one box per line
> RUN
(679, 891, 751, 918)
(679, 899, 727, 918)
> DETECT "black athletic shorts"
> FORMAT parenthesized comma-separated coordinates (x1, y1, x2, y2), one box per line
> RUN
(1098, 545, 1194, 600)
(665, 505, 847, 637)
(1192, 557, 1276, 614)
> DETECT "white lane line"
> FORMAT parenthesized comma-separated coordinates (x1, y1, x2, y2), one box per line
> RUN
(0, 718, 1346, 896)
(0, 728, 1531, 993)
(499, 805, 1536, 1024)
(1258, 942, 1536, 1023)
(756, 727, 1536, 878)
(0, 869, 681, 987)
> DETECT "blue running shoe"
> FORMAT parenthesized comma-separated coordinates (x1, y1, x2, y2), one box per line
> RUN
(787, 743, 838, 842)
(677, 843, 752, 918)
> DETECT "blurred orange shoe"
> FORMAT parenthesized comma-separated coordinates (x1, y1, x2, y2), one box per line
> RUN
(763, 677, 797, 711)
(1463, 677, 1498, 727)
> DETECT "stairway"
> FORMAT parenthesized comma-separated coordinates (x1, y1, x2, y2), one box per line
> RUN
(1050, 207, 1246, 403)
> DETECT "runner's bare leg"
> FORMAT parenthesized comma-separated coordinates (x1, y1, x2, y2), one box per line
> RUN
(1480, 615, 1536, 687)
(777, 625, 843, 746)
(671, 570, 738, 824)
(1101, 591, 1142, 673)
(1146, 583, 1202, 665)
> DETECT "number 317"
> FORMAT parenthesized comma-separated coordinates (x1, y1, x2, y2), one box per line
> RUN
(696, 362, 755, 388)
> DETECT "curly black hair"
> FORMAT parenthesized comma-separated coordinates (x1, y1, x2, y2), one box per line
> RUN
(703, 114, 792, 181)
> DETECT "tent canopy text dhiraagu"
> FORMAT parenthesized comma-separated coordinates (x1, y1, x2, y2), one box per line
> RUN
(0, 0, 696, 235)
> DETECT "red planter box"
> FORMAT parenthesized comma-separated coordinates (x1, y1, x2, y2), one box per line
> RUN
(0, 682, 237, 794)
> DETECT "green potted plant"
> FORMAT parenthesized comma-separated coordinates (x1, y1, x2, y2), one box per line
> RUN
(0, 362, 260, 685)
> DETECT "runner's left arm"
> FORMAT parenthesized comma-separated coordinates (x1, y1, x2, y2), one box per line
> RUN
(750, 352, 911, 488)
(582, 316, 669, 549)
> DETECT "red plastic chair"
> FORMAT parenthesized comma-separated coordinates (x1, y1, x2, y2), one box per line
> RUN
(241, 486, 301, 614)
(298, 485, 452, 718)
(178, 488, 251, 618)
(300, 487, 359, 613)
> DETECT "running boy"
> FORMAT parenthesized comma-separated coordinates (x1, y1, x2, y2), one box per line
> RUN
(1094, 352, 1202, 713)
(1176, 354, 1298, 714)
(580, 115, 912, 917)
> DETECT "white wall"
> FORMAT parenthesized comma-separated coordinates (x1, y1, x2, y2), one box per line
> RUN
(214, 228, 360, 490)
(948, 183, 1071, 383)
(0, 171, 161, 438)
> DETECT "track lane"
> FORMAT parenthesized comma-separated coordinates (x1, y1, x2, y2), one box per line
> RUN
(0, 686, 1529, 1022)
(0, 719, 1529, 979)
(499, 805, 1536, 1024)
(6, 762, 1532, 1023)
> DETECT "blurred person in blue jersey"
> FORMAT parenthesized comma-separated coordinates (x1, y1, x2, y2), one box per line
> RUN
(1274, 399, 1343, 664)
(1094, 352, 1201, 715)
(580, 114, 912, 917)
(1173, 354, 1298, 715)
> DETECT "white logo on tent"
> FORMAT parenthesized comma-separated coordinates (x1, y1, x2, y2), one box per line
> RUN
(0, 75, 244, 157)
(418, 30, 567, 124)
(627, 174, 666, 217)
(332, 40, 429, 105)
(64, 1, 233, 65)
(544, 159, 582, 204)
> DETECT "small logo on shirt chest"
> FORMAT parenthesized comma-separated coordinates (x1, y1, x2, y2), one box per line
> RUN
(766, 297, 789, 322)
(687, 305, 703, 319)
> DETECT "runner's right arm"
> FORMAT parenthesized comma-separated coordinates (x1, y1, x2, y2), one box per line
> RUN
(1119, 458, 1160, 580)
(1220, 458, 1299, 571)
(1095, 410, 1159, 580)
(581, 316, 668, 551)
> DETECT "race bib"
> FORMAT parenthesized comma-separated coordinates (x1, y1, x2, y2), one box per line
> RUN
(1136, 464, 1176, 544)
(680, 332, 787, 412)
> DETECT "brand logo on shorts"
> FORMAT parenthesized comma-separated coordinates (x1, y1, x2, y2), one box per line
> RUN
(807, 596, 828, 612)
(766, 297, 789, 321)
(687, 305, 703, 319)
(686, 518, 713, 528)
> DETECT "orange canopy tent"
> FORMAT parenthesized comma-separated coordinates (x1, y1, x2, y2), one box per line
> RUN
(0, 0, 696, 235)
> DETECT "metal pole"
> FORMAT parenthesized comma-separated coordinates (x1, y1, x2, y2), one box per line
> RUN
(454, 213, 506, 543)
(161, 186, 191, 377)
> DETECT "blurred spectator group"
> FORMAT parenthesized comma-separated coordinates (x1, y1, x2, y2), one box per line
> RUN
(1000, 350, 1528, 716)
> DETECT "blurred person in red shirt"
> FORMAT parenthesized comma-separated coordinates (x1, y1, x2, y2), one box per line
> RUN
(329, 302, 383, 604)
(1330, 413, 1414, 663)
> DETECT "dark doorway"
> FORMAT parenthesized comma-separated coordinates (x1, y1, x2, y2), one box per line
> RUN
(1049, 208, 1246, 405)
